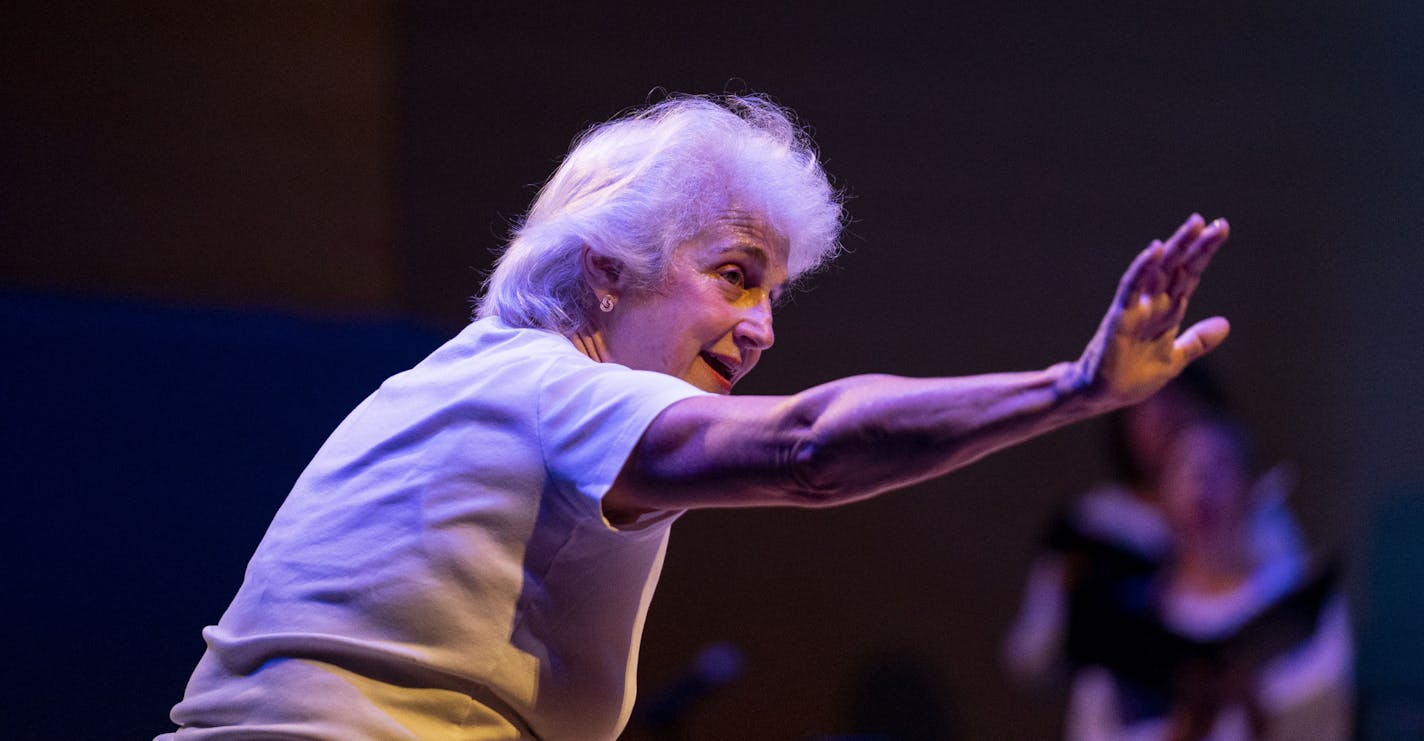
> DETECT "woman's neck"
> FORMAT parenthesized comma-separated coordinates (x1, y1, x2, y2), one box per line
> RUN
(1170, 528, 1257, 596)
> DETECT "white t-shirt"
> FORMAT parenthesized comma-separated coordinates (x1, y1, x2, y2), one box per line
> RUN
(163, 318, 708, 740)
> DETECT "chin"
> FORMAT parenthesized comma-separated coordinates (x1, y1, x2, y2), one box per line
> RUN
(694, 375, 733, 395)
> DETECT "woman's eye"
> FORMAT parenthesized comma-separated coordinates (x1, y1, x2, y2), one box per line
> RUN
(718, 267, 745, 287)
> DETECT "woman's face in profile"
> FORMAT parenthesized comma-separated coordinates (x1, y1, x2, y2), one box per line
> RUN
(601, 212, 790, 394)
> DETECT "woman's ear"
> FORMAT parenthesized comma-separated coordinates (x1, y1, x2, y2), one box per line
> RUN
(581, 245, 624, 294)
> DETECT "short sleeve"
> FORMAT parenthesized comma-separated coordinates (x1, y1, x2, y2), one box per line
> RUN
(537, 358, 709, 529)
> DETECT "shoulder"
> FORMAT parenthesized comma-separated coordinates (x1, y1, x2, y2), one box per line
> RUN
(1064, 483, 1172, 559)
(412, 318, 603, 398)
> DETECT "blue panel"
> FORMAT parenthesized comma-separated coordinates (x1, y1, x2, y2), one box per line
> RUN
(0, 291, 446, 738)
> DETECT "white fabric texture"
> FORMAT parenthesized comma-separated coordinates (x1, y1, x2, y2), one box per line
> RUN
(162, 318, 708, 740)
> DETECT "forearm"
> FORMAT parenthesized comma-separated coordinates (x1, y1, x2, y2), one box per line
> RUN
(785, 363, 1103, 505)
(616, 361, 1111, 512)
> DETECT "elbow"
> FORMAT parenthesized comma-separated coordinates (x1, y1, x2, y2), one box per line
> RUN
(782, 435, 877, 508)
(773, 377, 930, 508)
(782, 420, 949, 509)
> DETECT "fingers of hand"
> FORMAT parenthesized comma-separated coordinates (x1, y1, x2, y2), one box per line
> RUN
(1114, 214, 1229, 345)
(1164, 294, 1191, 336)
(1120, 240, 1166, 308)
(1185, 218, 1229, 274)
(1166, 218, 1229, 298)
(1164, 213, 1207, 254)
(1131, 291, 1177, 339)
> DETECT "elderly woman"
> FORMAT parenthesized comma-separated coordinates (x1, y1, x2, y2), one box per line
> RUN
(162, 95, 1230, 740)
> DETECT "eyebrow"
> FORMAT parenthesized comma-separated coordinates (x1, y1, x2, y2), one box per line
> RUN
(723, 241, 770, 270)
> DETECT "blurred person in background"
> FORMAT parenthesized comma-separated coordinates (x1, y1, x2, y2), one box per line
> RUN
(1142, 416, 1351, 740)
(1008, 409, 1350, 740)
(1003, 368, 1321, 739)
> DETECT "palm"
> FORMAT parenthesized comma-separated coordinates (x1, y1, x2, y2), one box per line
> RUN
(1074, 214, 1231, 409)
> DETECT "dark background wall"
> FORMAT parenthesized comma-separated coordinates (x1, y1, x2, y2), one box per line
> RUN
(4, 2, 1421, 739)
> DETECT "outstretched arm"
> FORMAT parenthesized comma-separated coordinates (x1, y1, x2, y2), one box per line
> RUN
(604, 215, 1230, 518)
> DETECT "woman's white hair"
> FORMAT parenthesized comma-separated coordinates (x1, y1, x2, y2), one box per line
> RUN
(476, 94, 845, 333)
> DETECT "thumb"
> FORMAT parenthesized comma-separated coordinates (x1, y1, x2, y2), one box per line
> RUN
(1174, 316, 1231, 364)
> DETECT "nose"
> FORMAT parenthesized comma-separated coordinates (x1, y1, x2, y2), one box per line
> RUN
(736, 295, 775, 351)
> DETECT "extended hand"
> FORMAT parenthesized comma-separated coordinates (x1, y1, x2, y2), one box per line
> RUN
(1066, 214, 1231, 410)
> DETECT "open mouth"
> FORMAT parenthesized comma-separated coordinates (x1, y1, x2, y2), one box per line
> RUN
(699, 351, 736, 383)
